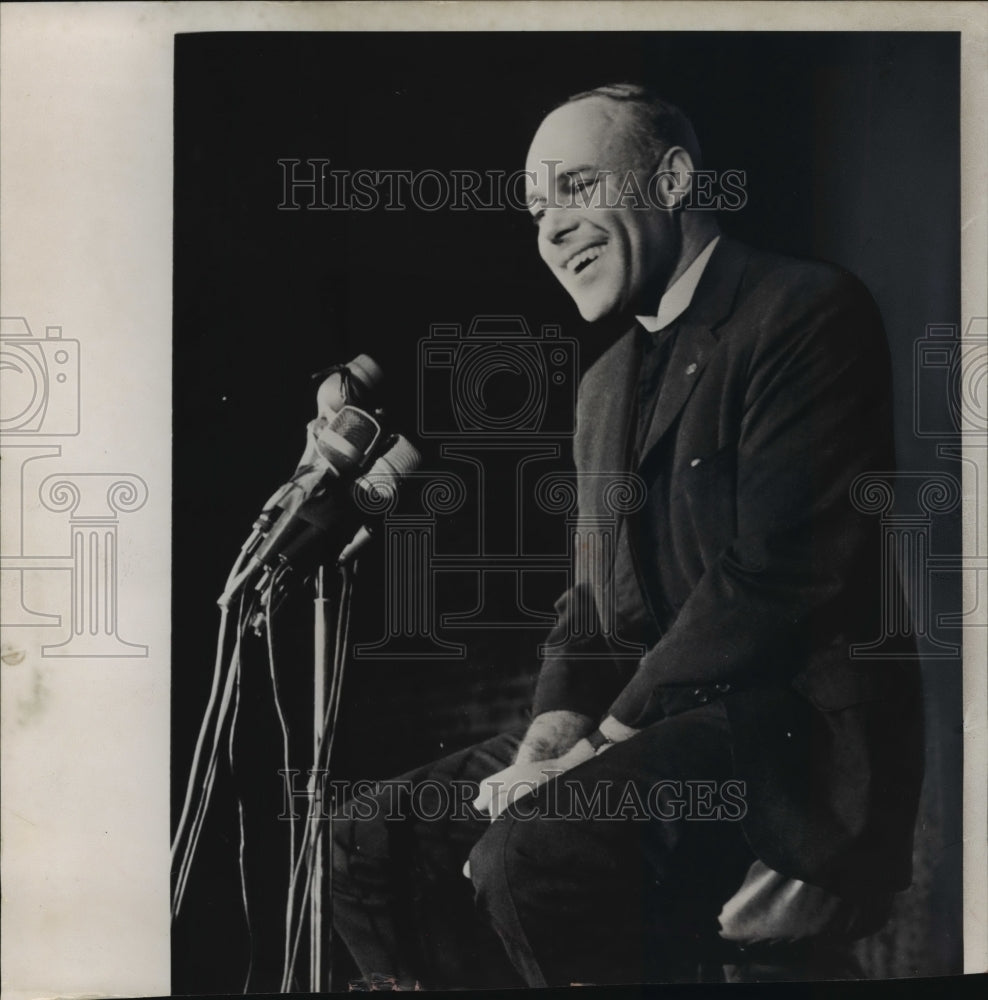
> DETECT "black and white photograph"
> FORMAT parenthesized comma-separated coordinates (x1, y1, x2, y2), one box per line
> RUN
(1, 4, 986, 998)
(170, 26, 969, 993)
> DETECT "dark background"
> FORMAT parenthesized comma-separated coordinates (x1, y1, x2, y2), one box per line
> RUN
(172, 32, 962, 992)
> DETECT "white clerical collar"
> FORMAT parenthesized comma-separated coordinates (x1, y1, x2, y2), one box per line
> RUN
(636, 235, 721, 334)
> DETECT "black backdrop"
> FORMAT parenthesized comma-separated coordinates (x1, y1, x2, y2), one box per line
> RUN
(172, 32, 962, 992)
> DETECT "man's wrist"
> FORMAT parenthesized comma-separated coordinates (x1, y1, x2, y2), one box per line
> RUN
(559, 718, 641, 769)
(598, 715, 638, 744)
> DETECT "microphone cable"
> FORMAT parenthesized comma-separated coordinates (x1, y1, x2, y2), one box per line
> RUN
(172, 590, 251, 916)
(172, 534, 258, 912)
(230, 560, 294, 993)
(264, 563, 298, 885)
(227, 638, 253, 995)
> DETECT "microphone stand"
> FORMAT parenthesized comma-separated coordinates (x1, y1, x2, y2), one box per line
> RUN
(278, 555, 356, 993)
(309, 564, 330, 992)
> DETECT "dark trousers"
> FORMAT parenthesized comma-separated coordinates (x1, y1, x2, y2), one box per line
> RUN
(331, 702, 755, 988)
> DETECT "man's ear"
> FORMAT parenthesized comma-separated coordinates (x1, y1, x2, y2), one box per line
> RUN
(650, 146, 695, 211)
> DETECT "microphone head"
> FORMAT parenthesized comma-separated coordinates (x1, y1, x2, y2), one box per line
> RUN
(357, 435, 422, 503)
(314, 354, 383, 417)
(315, 372, 348, 417)
(375, 435, 422, 479)
(346, 354, 383, 397)
(316, 405, 381, 473)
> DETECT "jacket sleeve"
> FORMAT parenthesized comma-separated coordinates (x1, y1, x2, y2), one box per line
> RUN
(607, 274, 895, 728)
(531, 349, 640, 720)
(531, 581, 636, 719)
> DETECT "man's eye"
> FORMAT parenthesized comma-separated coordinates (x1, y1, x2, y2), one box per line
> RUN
(570, 175, 599, 196)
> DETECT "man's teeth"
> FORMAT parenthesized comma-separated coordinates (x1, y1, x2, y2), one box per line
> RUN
(567, 246, 604, 273)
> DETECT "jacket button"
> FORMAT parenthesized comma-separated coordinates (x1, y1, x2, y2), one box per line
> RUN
(685, 362, 698, 375)
(692, 688, 710, 704)
(715, 682, 732, 693)
(690, 457, 702, 467)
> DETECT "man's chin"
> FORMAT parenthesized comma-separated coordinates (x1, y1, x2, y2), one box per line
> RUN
(573, 295, 618, 324)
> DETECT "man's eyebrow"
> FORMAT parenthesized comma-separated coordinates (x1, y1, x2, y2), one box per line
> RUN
(531, 160, 598, 176)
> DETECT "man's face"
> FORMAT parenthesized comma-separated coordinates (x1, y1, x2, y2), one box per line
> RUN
(525, 98, 680, 323)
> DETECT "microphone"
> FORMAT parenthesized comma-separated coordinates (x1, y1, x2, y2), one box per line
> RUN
(258, 432, 421, 585)
(217, 354, 384, 608)
(245, 434, 421, 632)
(314, 353, 382, 413)
(337, 434, 422, 564)
(256, 354, 384, 522)
(250, 405, 381, 577)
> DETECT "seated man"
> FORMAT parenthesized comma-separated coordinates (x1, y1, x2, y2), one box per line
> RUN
(331, 83, 924, 989)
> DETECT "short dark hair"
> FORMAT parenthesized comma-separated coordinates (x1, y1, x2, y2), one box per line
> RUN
(559, 83, 703, 170)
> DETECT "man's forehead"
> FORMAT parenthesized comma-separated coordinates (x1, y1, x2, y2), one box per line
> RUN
(525, 98, 638, 190)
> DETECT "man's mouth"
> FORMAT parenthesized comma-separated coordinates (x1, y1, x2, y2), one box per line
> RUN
(564, 243, 606, 275)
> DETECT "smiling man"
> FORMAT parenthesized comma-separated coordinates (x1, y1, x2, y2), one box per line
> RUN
(525, 88, 714, 324)
(331, 83, 923, 988)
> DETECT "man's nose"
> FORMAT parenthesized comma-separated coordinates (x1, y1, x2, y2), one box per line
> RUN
(540, 207, 579, 245)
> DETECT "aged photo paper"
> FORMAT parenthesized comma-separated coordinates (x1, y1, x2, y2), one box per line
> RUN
(2, 2, 986, 997)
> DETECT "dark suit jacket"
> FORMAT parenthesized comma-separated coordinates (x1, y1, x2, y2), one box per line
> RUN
(532, 237, 924, 896)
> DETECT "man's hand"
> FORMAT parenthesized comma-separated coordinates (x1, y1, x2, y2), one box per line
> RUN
(514, 710, 595, 764)
(477, 714, 638, 819)
(474, 739, 597, 820)
(473, 760, 559, 821)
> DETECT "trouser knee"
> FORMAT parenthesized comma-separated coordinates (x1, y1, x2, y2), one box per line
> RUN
(468, 817, 531, 925)
(469, 819, 505, 899)
(468, 817, 556, 987)
(330, 806, 391, 890)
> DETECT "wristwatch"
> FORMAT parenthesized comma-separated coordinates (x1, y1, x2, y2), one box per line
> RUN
(586, 729, 615, 754)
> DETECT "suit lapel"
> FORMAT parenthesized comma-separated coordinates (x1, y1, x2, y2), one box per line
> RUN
(637, 237, 750, 465)
(637, 322, 719, 461)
